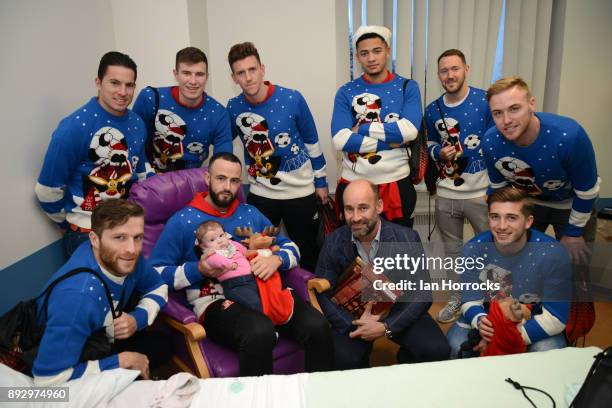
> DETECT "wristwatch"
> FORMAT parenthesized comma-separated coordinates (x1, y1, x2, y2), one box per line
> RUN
(383, 322, 393, 339)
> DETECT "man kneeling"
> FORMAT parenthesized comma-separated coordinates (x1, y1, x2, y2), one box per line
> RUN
(447, 187, 571, 358)
(33, 200, 170, 385)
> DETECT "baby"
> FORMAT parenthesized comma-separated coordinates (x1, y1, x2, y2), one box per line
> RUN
(194, 220, 293, 325)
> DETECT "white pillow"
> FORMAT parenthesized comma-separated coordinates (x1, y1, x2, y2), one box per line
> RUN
(0, 364, 139, 408)
(0, 363, 34, 387)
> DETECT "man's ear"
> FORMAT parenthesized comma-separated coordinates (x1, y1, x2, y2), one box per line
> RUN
(528, 95, 536, 113)
(89, 230, 100, 249)
(376, 198, 384, 215)
(94, 77, 101, 91)
(204, 169, 211, 186)
(526, 214, 534, 230)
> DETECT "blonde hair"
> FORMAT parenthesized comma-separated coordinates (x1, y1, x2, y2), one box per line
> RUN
(486, 76, 531, 102)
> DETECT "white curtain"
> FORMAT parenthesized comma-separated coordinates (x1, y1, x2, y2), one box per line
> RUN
(344, 0, 553, 106)
(502, 0, 553, 105)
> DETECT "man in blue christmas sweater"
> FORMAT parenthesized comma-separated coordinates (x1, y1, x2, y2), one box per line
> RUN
(35, 51, 151, 256)
(425, 49, 494, 323)
(482, 76, 600, 263)
(33, 200, 169, 386)
(226, 42, 329, 272)
(150, 152, 333, 376)
(446, 187, 571, 357)
(133, 47, 233, 173)
(331, 25, 423, 227)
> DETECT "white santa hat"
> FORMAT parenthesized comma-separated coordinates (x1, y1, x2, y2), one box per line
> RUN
(353, 25, 392, 49)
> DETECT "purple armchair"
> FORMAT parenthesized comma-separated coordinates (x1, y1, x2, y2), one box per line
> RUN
(128, 168, 315, 378)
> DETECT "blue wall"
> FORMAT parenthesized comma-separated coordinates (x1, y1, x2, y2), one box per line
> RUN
(0, 239, 67, 314)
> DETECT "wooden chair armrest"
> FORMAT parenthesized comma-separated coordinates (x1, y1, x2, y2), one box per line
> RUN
(307, 278, 331, 313)
(308, 278, 331, 293)
(161, 315, 207, 341)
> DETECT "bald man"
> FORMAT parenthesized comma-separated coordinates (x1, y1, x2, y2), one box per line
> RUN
(315, 179, 449, 369)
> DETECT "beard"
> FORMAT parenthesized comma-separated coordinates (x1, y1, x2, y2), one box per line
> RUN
(209, 188, 235, 208)
(443, 76, 465, 95)
(349, 217, 378, 239)
(99, 244, 137, 277)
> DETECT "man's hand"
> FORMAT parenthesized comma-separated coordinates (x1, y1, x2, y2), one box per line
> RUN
(439, 145, 457, 161)
(478, 315, 494, 342)
(198, 255, 225, 278)
(250, 255, 282, 281)
(349, 302, 385, 341)
(473, 338, 488, 353)
(113, 313, 137, 340)
(561, 235, 591, 265)
(315, 186, 330, 205)
(118, 351, 150, 379)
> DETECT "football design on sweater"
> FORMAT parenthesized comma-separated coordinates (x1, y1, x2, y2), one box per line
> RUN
(464, 134, 480, 149)
(274, 133, 291, 148)
(351, 93, 382, 123)
(82, 127, 134, 210)
(348, 92, 383, 167)
(494, 156, 542, 196)
(236, 112, 281, 185)
(152, 109, 187, 170)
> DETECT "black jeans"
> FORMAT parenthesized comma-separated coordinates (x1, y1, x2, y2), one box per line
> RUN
(531, 204, 597, 242)
(203, 293, 334, 376)
(112, 330, 174, 370)
(336, 175, 416, 228)
(247, 193, 320, 272)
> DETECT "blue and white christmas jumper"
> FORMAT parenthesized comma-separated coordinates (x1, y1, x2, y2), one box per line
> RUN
(227, 83, 327, 200)
(331, 73, 422, 184)
(425, 87, 494, 199)
(150, 196, 300, 319)
(35, 97, 150, 230)
(460, 229, 571, 345)
(133, 87, 233, 172)
(482, 112, 600, 237)
(33, 243, 167, 386)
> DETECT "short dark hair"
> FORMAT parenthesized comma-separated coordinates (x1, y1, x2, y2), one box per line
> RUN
(208, 152, 242, 171)
(97, 51, 137, 81)
(487, 187, 534, 217)
(228, 42, 261, 72)
(437, 49, 467, 65)
(355, 33, 387, 49)
(175, 47, 208, 71)
(91, 199, 144, 237)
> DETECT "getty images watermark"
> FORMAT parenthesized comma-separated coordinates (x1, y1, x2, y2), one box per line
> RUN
(370, 254, 499, 292)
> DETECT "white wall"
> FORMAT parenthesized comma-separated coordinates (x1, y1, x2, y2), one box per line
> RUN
(2, 0, 610, 271)
(0, 0, 115, 269)
(111, 0, 192, 91)
(556, 0, 612, 197)
(205, 0, 339, 190)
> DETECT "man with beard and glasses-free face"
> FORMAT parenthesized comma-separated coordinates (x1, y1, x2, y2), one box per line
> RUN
(133, 47, 233, 173)
(150, 152, 333, 376)
(331, 26, 423, 228)
(35, 52, 151, 257)
(446, 187, 571, 358)
(33, 200, 170, 386)
(226, 42, 329, 272)
(424, 49, 494, 324)
(482, 76, 599, 264)
(315, 179, 449, 369)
